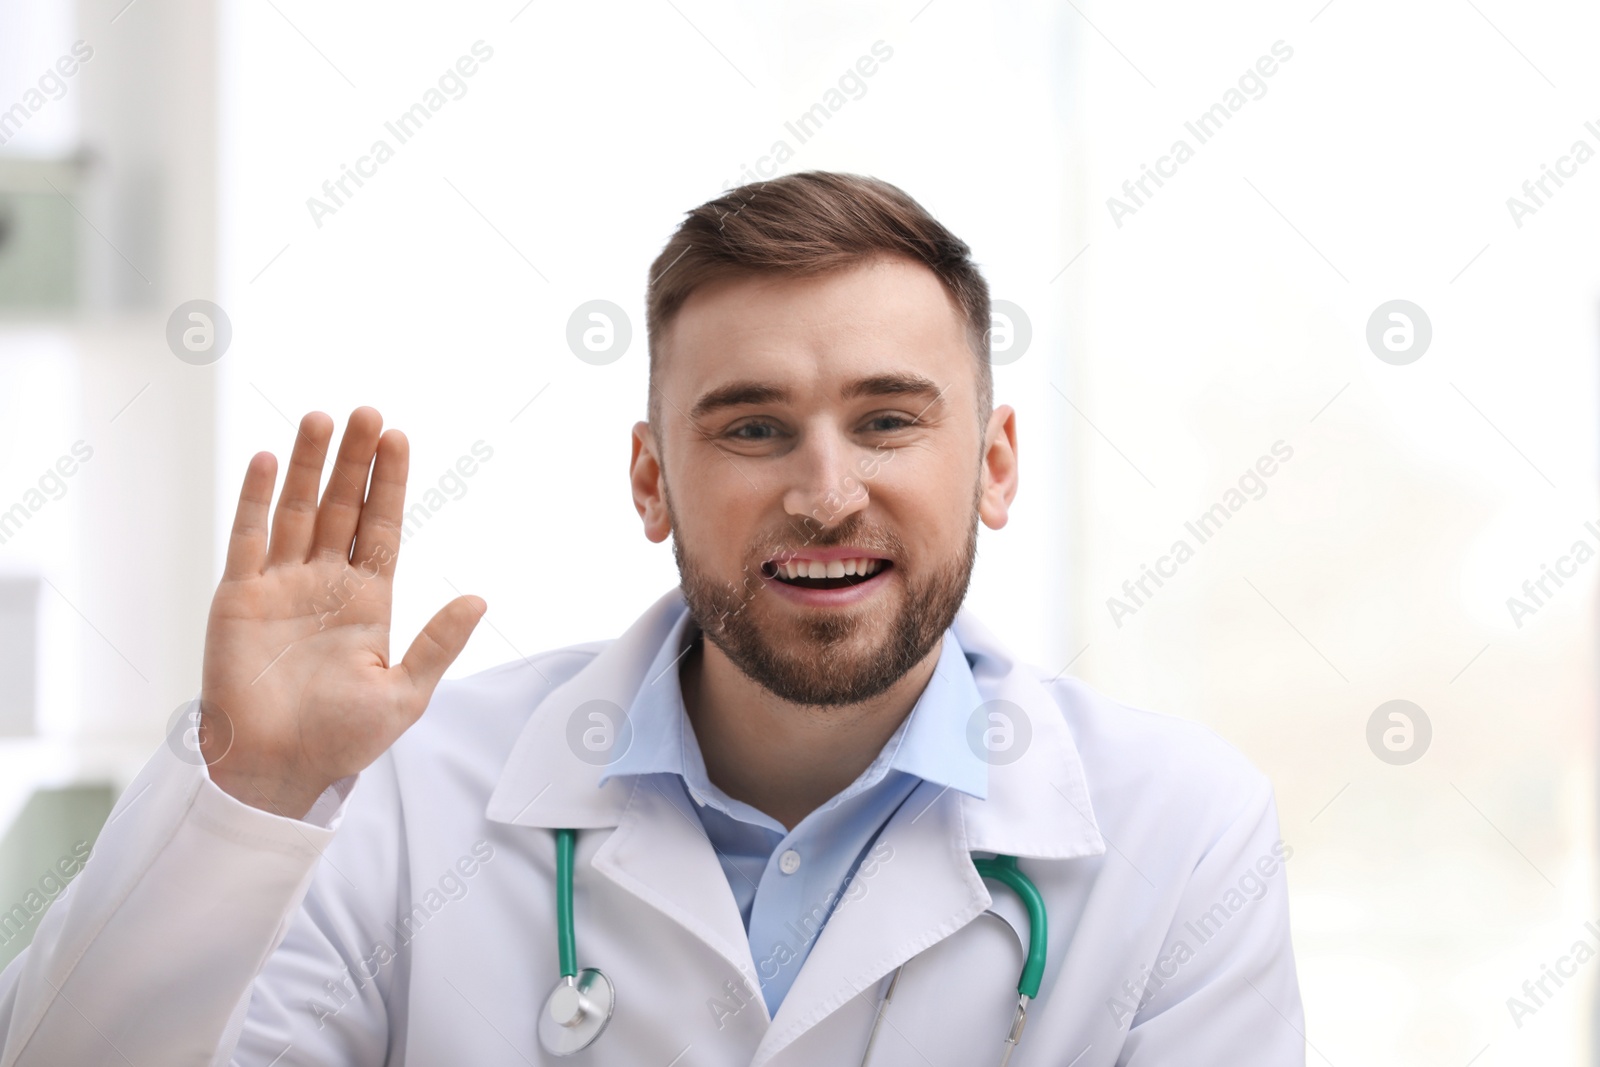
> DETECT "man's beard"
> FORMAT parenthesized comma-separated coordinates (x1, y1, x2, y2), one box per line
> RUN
(667, 488, 980, 707)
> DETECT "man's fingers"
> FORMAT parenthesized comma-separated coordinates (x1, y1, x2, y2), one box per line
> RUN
(309, 407, 383, 563)
(222, 452, 277, 580)
(266, 411, 334, 568)
(351, 429, 408, 583)
(397, 595, 487, 703)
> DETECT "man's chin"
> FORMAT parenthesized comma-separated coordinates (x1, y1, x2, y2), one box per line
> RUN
(700, 597, 916, 705)
(722, 638, 911, 706)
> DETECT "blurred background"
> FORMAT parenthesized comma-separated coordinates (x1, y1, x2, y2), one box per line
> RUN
(1, 0, 1596, 1061)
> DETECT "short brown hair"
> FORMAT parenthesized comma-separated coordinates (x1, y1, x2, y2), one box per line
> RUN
(644, 171, 992, 432)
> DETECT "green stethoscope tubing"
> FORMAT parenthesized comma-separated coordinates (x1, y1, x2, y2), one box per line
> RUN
(543, 829, 615, 1056)
(556, 828, 579, 978)
(972, 854, 1048, 1000)
(557, 828, 1047, 1000)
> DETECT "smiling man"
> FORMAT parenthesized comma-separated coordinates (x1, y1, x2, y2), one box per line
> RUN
(636, 240, 1004, 840)
(0, 172, 1304, 1066)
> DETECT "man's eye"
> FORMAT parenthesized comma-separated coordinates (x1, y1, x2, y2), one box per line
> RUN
(727, 422, 777, 440)
(865, 415, 916, 432)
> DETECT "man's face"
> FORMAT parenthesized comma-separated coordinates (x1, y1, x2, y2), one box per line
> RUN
(630, 255, 1017, 706)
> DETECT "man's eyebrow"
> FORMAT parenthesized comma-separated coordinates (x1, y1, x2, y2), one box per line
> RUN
(688, 381, 790, 420)
(840, 372, 946, 404)
(688, 372, 947, 421)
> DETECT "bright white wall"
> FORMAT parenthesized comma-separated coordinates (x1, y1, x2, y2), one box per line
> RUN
(1066, 1, 1600, 1064)
(0, 1, 78, 155)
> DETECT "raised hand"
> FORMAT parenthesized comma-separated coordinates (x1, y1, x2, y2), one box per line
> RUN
(198, 407, 486, 819)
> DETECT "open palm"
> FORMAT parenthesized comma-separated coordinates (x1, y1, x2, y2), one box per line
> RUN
(199, 407, 485, 818)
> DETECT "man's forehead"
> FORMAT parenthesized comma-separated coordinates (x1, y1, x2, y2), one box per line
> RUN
(658, 259, 970, 400)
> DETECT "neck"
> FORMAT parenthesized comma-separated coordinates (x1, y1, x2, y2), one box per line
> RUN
(680, 630, 943, 831)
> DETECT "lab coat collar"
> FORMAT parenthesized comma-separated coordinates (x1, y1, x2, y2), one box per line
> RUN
(484, 586, 1107, 1062)
(949, 604, 1106, 860)
(485, 586, 686, 830)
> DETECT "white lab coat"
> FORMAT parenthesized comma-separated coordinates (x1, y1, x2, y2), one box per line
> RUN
(0, 587, 1304, 1066)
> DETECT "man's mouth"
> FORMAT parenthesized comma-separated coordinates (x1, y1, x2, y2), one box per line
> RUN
(760, 554, 893, 591)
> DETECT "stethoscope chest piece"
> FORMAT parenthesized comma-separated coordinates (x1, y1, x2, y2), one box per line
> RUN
(538, 968, 616, 1056)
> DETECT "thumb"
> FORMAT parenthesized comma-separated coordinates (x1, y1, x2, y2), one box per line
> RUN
(399, 594, 487, 699)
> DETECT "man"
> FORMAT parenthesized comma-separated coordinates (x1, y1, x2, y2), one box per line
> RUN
(0, 171, 1304, 1065)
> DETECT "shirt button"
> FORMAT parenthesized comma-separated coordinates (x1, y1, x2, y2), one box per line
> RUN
(778, 849, 802, 875)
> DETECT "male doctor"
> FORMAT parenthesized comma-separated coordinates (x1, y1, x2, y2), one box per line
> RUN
(0, 171, 1304, 1065)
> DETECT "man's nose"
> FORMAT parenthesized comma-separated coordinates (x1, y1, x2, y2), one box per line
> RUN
(781, 430, 870, 526)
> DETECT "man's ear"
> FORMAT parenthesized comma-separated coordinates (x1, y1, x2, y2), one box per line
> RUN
(978, 404, 1018, 530)
(630, 421, 672, 542)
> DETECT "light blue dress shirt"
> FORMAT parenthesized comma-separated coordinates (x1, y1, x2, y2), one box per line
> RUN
(599, 602, 989, 1016)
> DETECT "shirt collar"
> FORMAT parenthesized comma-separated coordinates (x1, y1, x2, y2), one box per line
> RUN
(597, 601, 989, 805)
(485, 584, 1106, 864)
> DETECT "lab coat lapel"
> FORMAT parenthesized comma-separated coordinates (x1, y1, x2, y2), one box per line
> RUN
(750, 775, 983, 1067)
(484, 588, 762, 987)
(750, 606, 1107, 1067)
(589, 774, 763, 991)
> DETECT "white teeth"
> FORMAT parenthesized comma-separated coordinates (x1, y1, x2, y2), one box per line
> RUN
(775, 557, 885, 580)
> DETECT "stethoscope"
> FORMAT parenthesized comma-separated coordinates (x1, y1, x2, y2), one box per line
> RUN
(539, 829, 1049, 1065)
(537, 830, 616, 1055)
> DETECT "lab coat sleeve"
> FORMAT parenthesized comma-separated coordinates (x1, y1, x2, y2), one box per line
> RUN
(1117, 778, 1306, 1066)
(215, 742, 411, 1067)
(0, 702, 367, 1067)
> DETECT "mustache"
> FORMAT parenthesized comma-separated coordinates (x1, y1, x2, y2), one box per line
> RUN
(753, 514, 905, 561)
